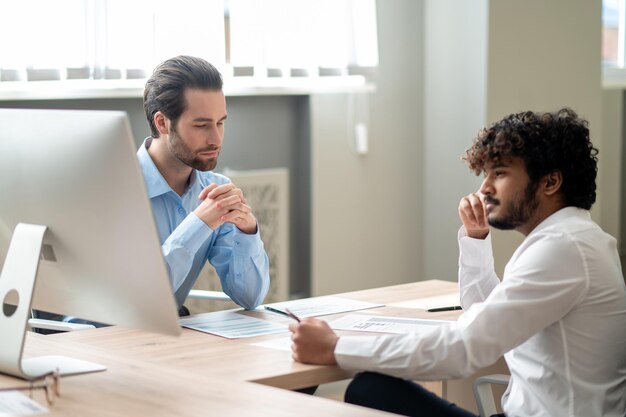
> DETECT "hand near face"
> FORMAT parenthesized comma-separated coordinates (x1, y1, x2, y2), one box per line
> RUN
(288, 318, 339, 365)
(194, 183, 258, 234)
(458, 192, 490, 239)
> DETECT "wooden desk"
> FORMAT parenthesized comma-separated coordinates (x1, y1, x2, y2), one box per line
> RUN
(6, 333, 396, 417)
(4, 279, 462, 416)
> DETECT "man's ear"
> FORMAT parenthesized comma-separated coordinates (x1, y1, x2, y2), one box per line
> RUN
(543, 171, 563, 196)
(154, 111, 170, 136)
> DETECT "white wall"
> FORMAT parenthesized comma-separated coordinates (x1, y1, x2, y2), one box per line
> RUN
(310, 0, 423, 295)
(602, 89, 624, 253)
(487, 0, 603, 273)
(422, 0, 489, 281)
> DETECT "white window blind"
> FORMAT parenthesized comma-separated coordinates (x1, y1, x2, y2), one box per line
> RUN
(0, 0, 378, 84)
(0, 0, 88, 80)
(229, 0, 378, 76)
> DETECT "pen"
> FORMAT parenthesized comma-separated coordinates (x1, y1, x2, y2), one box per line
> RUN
(427, 305, 462, 312)
(264, 305, 291, 317)
(284, 308, 301, 323)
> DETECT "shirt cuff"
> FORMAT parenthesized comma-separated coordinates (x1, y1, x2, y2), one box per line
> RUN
(458, 226, 493, 267)
(172, 212, 213, 255)
(232, 226, 264, 256)
(334, 335, 381, 372)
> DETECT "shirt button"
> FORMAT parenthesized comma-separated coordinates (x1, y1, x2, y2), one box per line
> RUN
(235, 241, 240, 246)
(178, 208, 185, 215)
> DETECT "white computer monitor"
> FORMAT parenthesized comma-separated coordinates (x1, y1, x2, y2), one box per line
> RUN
(0, 108, 181, 379)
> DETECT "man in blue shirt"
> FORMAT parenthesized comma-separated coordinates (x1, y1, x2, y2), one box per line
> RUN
(140, 55, 270, 313)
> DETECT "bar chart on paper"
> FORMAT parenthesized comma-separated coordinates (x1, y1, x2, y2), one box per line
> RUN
(329, 315, 451, 334)
(180, 310, 287, 338)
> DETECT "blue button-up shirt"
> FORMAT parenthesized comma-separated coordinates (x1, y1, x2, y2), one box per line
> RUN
(137, 138, 270, 310)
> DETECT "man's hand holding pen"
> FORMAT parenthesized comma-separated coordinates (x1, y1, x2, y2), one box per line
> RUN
(288, 315, 338, 365)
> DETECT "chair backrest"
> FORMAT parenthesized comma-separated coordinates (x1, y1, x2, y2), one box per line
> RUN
(473, 374, 510, 417)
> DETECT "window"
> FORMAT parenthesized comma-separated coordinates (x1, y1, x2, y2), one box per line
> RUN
(0, 0, 378, 94)
(603, 0, 620, 66)
(603, 0, 626, 87)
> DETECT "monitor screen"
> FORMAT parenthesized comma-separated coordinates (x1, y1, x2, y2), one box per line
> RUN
(0, 108, 181, 378)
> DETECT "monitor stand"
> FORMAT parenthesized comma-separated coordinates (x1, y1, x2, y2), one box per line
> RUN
(0, 223, 106, 379)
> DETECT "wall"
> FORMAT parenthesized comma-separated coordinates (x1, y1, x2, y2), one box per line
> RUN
(487, 0, 603, 274)
(310, 0, 423, 295)
(603, 90, 625, 256)
(422, 0, 489, 281)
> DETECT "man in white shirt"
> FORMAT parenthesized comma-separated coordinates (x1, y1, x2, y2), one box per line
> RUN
(289, 108, 626, 417)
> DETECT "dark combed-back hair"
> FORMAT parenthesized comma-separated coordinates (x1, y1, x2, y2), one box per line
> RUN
(462, 108, 599, 210)
(143, 55, 223, 137)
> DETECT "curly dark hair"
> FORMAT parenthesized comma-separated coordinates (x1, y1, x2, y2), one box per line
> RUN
(143, 55, 223, 138)
(462, 108, 598, 210)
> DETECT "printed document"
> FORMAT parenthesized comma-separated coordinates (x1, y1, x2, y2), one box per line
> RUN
(180, 310, 287, 338)
(0, 391, 48, 416)
(262, 296, 383, 318)
(329, 314, 451, 334)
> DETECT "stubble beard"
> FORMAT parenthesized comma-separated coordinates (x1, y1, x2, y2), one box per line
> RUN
(487, 180, 540, 231)
(168, 128, 218, 172)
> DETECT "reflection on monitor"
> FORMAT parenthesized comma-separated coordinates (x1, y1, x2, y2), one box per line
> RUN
(0, 108, 181, 379)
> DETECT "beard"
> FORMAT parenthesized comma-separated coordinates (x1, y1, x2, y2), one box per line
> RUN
(486, 180, 540, 230)
(167, 127, 219, 172)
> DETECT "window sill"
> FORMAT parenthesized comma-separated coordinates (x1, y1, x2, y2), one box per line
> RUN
(0, 75, 375, 101)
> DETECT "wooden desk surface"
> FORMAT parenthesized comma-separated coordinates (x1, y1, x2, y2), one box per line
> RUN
(7, 334, 398, 417)
(6, 279, 460, 416)
(47, 280, 459, 388)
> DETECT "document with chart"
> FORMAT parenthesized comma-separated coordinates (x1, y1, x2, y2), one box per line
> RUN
(180, 310, 287, 338)
(329, 315, 451, 334)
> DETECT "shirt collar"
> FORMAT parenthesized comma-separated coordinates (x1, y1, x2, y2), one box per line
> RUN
(137, 137, 174, 199)
(528, 206, 591, 237)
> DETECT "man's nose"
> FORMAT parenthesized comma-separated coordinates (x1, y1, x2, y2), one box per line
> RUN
(479, 176, 493, 195)
(206, 125, 223, 145)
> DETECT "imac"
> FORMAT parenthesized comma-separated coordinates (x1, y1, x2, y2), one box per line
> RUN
(0, 108, 181, 379)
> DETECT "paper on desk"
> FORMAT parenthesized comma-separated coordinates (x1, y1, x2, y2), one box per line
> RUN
(262, 296, 383, 318)
(329, 314, 451, 334)
(180, 310, 287, 339)
(0, 391, 48, 416)
(388, 293, 460, 310)
(251, 337, 292, 352)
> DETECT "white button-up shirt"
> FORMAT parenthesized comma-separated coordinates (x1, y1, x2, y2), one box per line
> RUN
(335, 207, 626, 417)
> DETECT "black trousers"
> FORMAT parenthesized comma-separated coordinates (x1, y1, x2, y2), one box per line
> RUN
(345, 372, 505, 417)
